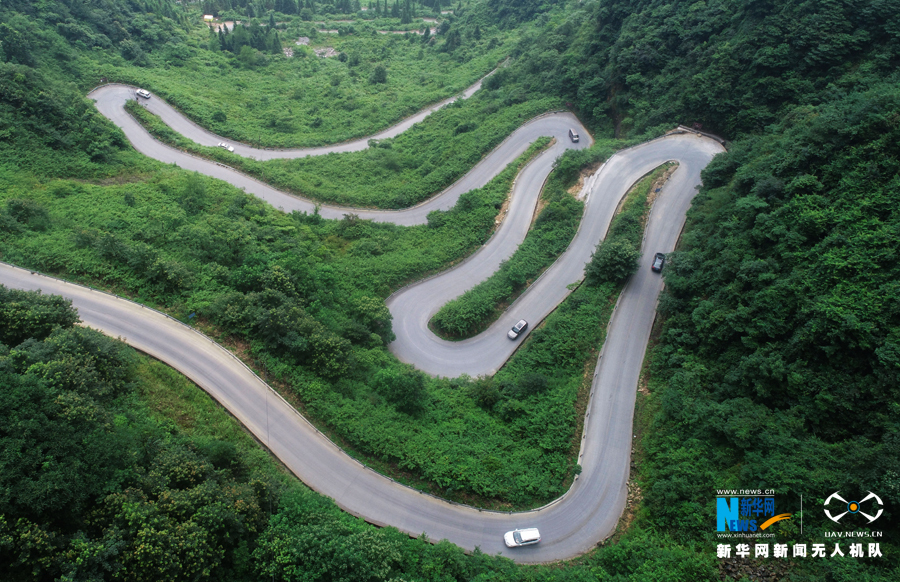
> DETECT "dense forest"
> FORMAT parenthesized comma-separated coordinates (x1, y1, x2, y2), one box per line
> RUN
(471, 0, 900, 578)
(1, 0, 898, 579)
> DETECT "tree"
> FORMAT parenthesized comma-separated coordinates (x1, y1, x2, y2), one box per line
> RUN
(119, 39, 144, 62)
(180, 172, 208, 214)
(238, 44, 267, 68)
(585, 238, 640, 285)
(369, 64, 387, 83)
(371, 364, 427, 414)
(5, 198, 49, 231)
(401, 0, 412, 23)
(0, 286, 78, 346)
(0, 327, 133, 523)
(0, 21, 35, 67)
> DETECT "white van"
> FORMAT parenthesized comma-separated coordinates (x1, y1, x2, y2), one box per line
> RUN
(568, 128, 579, 142)
(136, 89, 151, 99)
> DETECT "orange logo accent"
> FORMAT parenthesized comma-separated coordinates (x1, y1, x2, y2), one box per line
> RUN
(759, 513, 792, 530)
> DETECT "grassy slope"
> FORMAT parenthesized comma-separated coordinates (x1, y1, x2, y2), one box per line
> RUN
(105, 10, 513, 148)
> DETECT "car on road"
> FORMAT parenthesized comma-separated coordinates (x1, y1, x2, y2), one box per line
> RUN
(504, 528, 541, 547)
(217, 142, 235, 152)
(136, 88, 151, 99)
(651, 252, 666, 272)
(568, 128, 580, 142)
(507, 319, 528, 340)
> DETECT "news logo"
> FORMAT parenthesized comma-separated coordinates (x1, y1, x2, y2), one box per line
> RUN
(716, 492, 791, 533)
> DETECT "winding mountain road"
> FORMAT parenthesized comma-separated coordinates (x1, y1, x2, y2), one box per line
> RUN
(0, 81, 723, 562)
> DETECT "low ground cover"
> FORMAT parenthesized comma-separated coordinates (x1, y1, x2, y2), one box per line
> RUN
(104, 7, 512, 148)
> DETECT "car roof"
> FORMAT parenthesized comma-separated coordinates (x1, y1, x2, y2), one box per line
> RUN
(518, 528, 540, 541)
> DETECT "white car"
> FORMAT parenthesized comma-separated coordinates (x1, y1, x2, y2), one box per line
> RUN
(217, 142, 235, 152)
(504, 528, 541, 547)
(136, 88, 151, 99)
(507, 319, 528, 340)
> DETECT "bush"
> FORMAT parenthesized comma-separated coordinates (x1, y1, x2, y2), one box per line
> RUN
(369, 64, 387, 84)
(371, 364, 427, 414)
(585, 237, 640, 285)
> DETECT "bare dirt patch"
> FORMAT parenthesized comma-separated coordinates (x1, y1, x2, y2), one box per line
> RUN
(528, 137, 557, 227)
(568, 159, 606, 197)
(314, 47, 339, 58)
(206, 20, 238, 32)
(530, 197, 548, 228)
(494, 138, 555, 233)
(494, 194, 511, 230)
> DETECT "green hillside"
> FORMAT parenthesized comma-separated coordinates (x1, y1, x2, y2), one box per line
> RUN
(1, 0, 898, 580)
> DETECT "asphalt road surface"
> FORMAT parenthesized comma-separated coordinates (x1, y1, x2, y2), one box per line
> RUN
(0, 81, 724, 562)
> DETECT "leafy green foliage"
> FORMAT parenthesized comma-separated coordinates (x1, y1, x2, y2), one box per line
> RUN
(0, 321, 133, 525)
(0, 63, 131, 174)
(487, 0, 562, 27)
(0, 288, 262, 581)
(372, 363, 427, 414)
(643, 83, 900, 555)
(493, 0, 900, 139)
(584, 238, 639, 285)
(1, 142, 593, 506)
(5, 0, 900, 577)
(0, 286, 79, 346)
(0, 283, 709, 582)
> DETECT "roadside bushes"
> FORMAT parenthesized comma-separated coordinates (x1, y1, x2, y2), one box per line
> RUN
(0, 285, 79, 353)
(4, 199, 51, 231)
(584, 238, 640, 285)
(213, 289, 351, 379)
(372, 364, 427, 414)
(0, 63, 131, 176)
(429, 187, 580, 336)
(0, 287, 274, 581)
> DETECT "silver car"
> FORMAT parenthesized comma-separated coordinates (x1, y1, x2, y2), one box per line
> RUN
(507, 319, 528, 340)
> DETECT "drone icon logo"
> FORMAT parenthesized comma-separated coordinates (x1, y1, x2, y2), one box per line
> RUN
(824, 491, 883, 524)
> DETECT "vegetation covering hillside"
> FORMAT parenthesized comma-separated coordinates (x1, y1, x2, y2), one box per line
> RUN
(0, 286, 555, 581)
(1, 0, 898, 580)
(476, 0, 900, 578)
